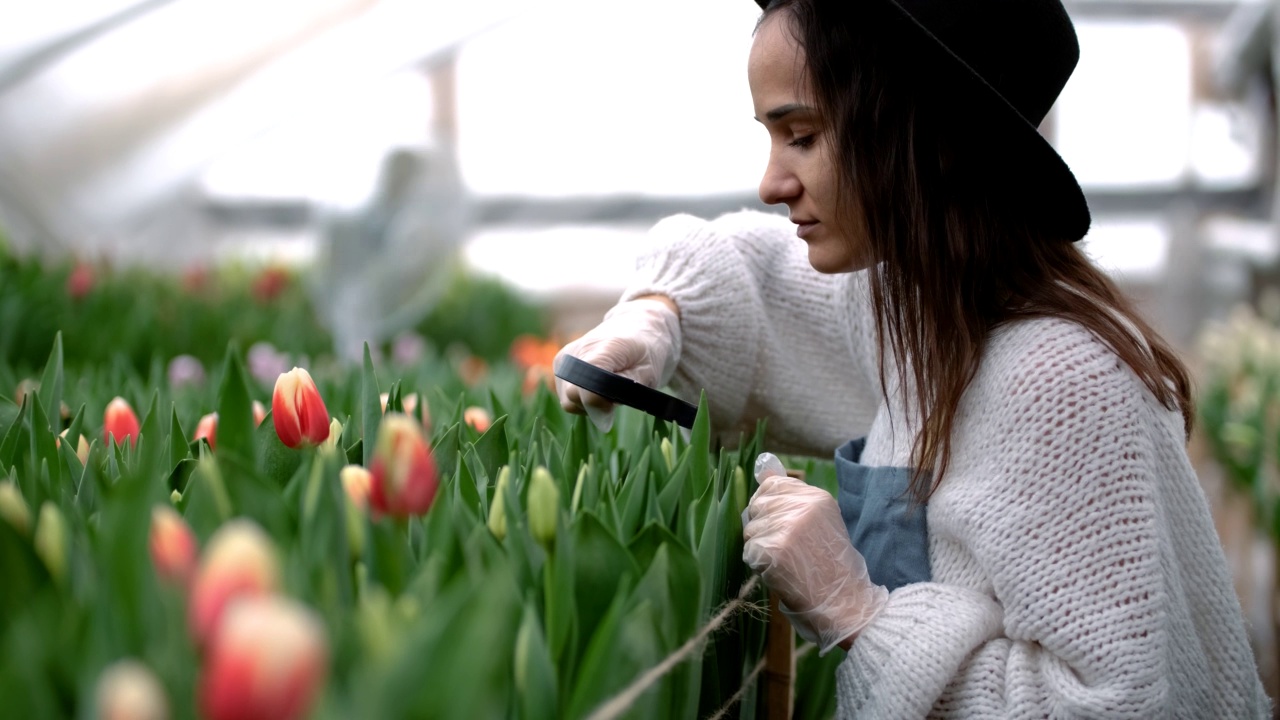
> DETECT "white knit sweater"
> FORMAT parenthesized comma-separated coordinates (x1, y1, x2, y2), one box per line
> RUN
(620, 210, 1270, 719)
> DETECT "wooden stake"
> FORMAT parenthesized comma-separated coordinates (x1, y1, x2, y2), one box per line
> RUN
(764, 591, 794, 720)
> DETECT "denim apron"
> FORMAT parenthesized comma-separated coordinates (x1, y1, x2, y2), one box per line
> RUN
(834, 438, 931, 592)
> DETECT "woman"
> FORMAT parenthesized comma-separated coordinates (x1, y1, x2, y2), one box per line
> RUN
(556, 0, 1271, 716)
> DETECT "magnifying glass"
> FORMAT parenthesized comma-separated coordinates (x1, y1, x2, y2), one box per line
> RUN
(553, 355, 698, 429)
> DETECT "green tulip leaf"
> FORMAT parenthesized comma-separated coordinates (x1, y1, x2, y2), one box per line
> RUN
(36, 333, 62, 431)
(515, 600, 558, 720)
(360, 343, 382, 467)
(254, 410, 302, 487)
(215, 345, 255, 465)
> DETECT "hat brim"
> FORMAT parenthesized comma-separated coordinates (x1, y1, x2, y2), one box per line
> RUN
(754, 0, 1091, 241)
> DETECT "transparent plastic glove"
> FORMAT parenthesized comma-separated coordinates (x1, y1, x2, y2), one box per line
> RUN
(743, 452, 889, 654)
(554, 298, 681, 432)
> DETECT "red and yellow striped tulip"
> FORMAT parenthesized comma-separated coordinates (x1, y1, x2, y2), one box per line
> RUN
(369, 414, 439, 517)
(149, 505, 197, 590)
(271, 368, 330, 449)
(189, 519, 280, 647)
(198, 595, 328, 720)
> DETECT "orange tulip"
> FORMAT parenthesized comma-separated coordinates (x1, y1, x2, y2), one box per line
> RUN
(189, 519, 280, 647)
(104, 397, 140, 448)
(271, 368, 330, 449)
(193, 413, 218, 451)
(369, 414, 439, 517)
(150, 505, 198, 590)
(198, 595, 328, 720)
(509, 334, 559, 371)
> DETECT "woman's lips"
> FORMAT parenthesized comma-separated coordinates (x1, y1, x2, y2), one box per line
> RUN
(795, 221, 818, 239)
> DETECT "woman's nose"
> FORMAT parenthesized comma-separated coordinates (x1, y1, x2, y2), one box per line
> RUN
(758, 157, 800, 206)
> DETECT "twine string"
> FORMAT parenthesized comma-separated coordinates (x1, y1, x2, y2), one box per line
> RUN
(583, 575, 763, 720)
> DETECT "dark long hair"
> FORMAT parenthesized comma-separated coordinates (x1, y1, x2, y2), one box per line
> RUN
(761, 0, 1194, 502)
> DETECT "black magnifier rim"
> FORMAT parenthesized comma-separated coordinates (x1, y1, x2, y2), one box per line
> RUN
(553, 355, 698, 429)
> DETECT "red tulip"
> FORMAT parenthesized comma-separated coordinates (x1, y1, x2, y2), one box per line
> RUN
(189, 519, 280, 647)
(271, 368, 330, 449)
(252, 400, 267, 428)
(104, 397, 140, 448)
(150, 505, 198, 590)
(94, 659, 168, 720)
(369, 414, 439, 517)
(67, 261, 94, 300)
(193, 413, 217, 451)
(198, 595, 328, 720)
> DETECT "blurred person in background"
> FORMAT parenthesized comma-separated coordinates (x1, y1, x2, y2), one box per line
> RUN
(555, 0, 1272, 716)
(315, 146, 466, 362)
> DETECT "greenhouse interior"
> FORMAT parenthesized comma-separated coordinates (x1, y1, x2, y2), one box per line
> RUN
(7, 0, 1280, 718)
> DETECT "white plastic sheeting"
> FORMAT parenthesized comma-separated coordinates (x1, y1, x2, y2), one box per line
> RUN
(0, 0, 517, 264)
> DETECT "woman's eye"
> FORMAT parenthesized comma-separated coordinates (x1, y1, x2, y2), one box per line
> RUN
(788, 134, 816, 149)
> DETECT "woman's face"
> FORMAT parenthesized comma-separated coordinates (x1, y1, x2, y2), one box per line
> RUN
(748, 13, 871, 274)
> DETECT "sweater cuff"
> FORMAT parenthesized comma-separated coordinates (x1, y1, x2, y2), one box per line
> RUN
(835, 583, 1005, 718)
(620, 213, 764, 432)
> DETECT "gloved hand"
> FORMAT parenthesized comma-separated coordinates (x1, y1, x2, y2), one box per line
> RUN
(554, 297, 681, 432)
(744, 453, 889, 654)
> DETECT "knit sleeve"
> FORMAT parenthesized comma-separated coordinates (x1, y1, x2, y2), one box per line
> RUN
(619, 210, 881, 456)
(835, 322, 1182, 718)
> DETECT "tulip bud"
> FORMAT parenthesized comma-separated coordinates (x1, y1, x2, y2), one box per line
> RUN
(189, 519, 280, 646)
(94, 659, 169, 720)
(660, 437, 676, 470)
(193, 413, 218, 451)
(104, 397, 140, 448)
(198, 595, 328, 720)
(272, 368, 330, 449)
(733, 466, 748, 519)
(321, 418, 343, 453)
(368, 414, 439, 517)
(379, 393, 390, 414)
(150, 506, 198, 590)
(340, 465, 372, 557)
(59, 429, 92, 465)
(527, 466, 559, 546)
(14, 378, 39, 403)
(571, 464, 588, 514)
(488, 466, 510, 541)
(251, 400, 267, 428)
(34, 502, 67, 583)
(0, 481, 30, 535)
(340, 465, 372, 510)
(514, 608, 535, 696)
(464, 406, 491, 433)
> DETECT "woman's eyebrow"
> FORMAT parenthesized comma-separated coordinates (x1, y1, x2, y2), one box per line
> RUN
(756, 103, 814, 123)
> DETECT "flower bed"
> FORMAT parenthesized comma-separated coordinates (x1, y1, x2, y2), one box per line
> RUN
(0, 335, 842, 719)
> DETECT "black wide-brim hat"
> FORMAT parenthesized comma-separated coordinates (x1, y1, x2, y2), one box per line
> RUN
(752, 0, 1091, 242)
